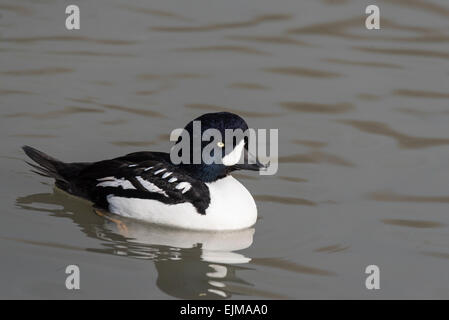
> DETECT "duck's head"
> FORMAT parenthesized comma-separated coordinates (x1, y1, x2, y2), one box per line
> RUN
(172, 112, 268, 182)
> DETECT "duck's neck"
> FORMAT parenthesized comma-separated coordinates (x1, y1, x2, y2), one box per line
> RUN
(180, 164, 230, 183)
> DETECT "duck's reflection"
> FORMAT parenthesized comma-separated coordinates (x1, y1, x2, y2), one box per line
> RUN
(16, 187, 254, 299)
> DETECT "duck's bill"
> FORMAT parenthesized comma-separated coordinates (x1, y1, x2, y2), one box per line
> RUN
(234, 149, 270, 171)
(234, 161, 268, 171)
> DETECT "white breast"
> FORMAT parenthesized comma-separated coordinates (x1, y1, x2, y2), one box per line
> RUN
(106, 175, 258, 231)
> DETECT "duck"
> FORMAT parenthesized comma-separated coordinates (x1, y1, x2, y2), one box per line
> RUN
(22, 112, 268, 231)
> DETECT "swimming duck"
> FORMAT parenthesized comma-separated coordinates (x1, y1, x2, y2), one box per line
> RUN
(23, 112, 268, 231)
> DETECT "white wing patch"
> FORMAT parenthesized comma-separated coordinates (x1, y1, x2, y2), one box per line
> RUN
(97, 164, 192, 199)
(162, 172, 172, 179)
(136, 176, 168, 197)
(175, 182, 192, 194)
(96, 177, 136, 189)
(97, 176, 114, 181)
(154, 168, 166, 175)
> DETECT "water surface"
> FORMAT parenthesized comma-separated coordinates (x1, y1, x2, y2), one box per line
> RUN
(1, 0, 449, 299)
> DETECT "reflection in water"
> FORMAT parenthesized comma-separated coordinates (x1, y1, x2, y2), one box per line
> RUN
(15, 189, 255, 299)
(15, 188, 325, 298)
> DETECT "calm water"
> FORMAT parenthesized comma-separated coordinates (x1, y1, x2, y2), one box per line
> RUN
(1, 0, 449, 299)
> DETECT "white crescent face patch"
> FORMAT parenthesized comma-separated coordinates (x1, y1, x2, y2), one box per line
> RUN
(222, 139, 245, 166)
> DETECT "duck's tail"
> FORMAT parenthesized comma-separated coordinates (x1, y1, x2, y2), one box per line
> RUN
(22, 145, 68, 182)
(23, 146, 92, 196)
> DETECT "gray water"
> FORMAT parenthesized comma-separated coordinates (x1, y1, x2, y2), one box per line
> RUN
(1, 0, 449, 299)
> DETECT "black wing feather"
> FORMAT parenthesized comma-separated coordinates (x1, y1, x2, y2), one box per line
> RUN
(73, 156, 211, 215)
(23, 148, 211, 215)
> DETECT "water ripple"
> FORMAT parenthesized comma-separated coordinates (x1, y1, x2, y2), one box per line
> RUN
(393, 89, 449, 99)
(3, 106, 103, 119)
(186, 103, 281, 118)
(254, 195, 316, 206)
(251, 258, 336, 276)
(226, 35, 308, 46)
(382, 219, 445, 229)
(369, 191, 449, 204)
(0, 67, 73, 76)
(174, 45, 269, 55)
(339, 119, 449, 149)
(151, 14, 292, 32)
(1, 35, 138, 45)
(324, 58, 403, 69)
(280, 102, 354, 114)
(265, 67, 341, 78)
(227, 82, 270, 90)
(354, 47, 449, 60)
(279, 151, 354, 167)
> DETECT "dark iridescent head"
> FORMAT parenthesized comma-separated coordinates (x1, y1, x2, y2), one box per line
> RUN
(171, 112, 266, 182)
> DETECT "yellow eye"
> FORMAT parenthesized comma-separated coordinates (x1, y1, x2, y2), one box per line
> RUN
(217, 142, 224, 148)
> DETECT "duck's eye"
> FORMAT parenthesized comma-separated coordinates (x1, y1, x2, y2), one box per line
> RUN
(217, 142, 225, 148)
